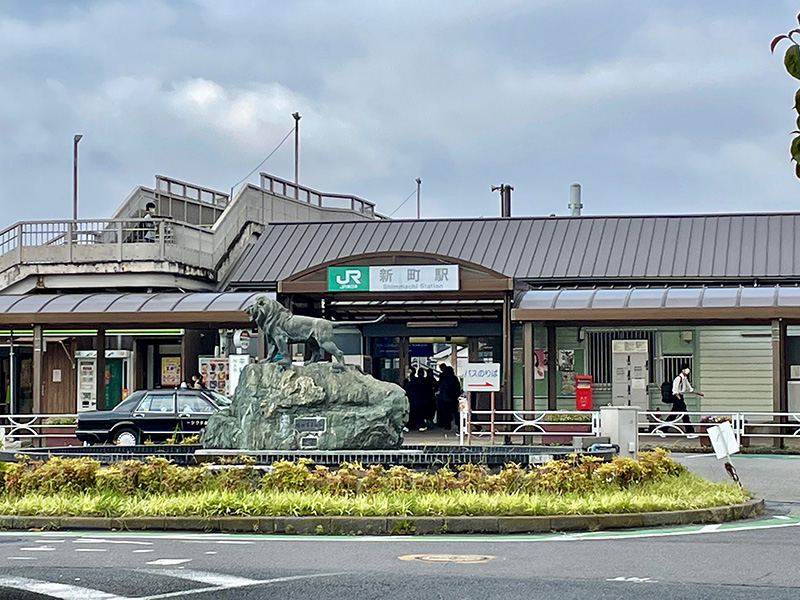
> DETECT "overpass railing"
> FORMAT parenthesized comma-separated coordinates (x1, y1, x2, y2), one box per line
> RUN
(0, 218, 215, 271)
(259, 172, 376, 218)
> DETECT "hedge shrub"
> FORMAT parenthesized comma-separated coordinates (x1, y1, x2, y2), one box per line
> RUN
(1, 448, 685, 498)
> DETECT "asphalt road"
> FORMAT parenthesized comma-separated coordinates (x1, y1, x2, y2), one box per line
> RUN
(0, 453, 795, 600)
(0, 518, 796, 600)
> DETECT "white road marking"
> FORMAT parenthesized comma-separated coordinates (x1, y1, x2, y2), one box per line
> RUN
(204, 551, 217, 555)
(0, 575, 129, 599)
(75, 538, 153, 546)
(21, 546, 55, 551)
(146, 558, 192, 566)
(699, 524, 722, 533)
(775, 515, 791, 520)
(37, 539, 65, 543)
(215, 541, 254, 545)
(75, 548, 108, 552)
(607, 576, 655, 583)
(142, 569, 261, 587)
(137, 572, 349, 600)
(133, 549, 155, 553)
(7, 557, 36, 560)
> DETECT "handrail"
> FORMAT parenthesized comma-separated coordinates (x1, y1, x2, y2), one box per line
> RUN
(259, 172, 376, 217)
(155, 175, 229, 207)
(0, 218, 215, 271)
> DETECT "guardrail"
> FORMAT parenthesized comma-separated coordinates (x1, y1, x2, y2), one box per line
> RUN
(461, 407, 800, 448)
(0, 413, 79, 448)
(460, 406, 600, 445)
(0, 218, 215, 271)
(640, 410, 800, 445)
(259, 172, 376, 218)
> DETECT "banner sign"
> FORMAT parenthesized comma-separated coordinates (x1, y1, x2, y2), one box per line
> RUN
(327, 265, 459, 292)
(463, 362, 501, 392)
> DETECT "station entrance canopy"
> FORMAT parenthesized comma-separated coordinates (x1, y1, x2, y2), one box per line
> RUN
(513, 286, 800, 322)
(0, 292, 267, 327)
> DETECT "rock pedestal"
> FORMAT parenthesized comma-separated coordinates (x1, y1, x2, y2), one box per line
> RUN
(201, 363, 408, 451)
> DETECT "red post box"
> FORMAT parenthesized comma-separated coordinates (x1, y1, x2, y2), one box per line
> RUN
(575, 374, 593, 410)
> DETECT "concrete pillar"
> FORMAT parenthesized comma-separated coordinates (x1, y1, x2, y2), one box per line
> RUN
(95, 329, 106, 410)
(32, 325, 43, 414)
(522, 322, 535, 411)
(772, 319, 787, 448)
(600, 406, 639, 458)
(502, 293, 512, 409)
(546, 325, 557, 410)
(181, 330, 203, 385)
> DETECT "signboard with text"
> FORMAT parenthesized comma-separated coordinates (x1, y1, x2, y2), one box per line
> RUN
(463, 362, 501, 392)
(327, 265, 459, 292)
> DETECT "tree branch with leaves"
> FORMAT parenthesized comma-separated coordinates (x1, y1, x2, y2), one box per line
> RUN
(771, 14, 800, 178)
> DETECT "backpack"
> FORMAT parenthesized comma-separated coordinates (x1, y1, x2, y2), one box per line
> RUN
(660, 381, 674, 403)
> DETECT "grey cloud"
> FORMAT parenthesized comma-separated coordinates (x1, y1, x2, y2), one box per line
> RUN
(1, 0, 799, 226)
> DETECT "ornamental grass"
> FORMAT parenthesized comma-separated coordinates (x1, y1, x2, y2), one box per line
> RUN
(0, 449, 748, 517)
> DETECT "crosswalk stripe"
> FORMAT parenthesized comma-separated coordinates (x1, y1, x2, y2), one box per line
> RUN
(141, 569, 261, 587)
(0, 576, 130, 600)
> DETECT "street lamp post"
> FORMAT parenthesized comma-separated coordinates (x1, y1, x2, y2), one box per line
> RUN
(415, 177, 422, 219)
(292, 112, 301, 198)
(73, 134, 83, 220)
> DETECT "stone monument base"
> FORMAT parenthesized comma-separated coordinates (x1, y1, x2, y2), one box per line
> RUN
(201, 363, 408, 451)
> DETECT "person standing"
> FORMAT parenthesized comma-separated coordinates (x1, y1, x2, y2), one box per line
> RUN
(436, 364, 461, 430)
(141, 201, 157, 242)
(671, 365, 703, 437)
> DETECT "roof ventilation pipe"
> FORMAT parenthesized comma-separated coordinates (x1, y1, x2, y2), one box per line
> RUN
(569, 183, 583, 216)
(492, 183, 513, 217)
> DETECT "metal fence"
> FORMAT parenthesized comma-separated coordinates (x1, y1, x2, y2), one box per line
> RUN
(0, 414, 79, 447)
(460, 406, 600, 446)
(0, 218, 215, 270)
(461, 406, 800, 448)
(260, 172, 376, 217)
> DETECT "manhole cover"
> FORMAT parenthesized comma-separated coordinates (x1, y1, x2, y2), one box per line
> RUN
(398, 554, 494, 564)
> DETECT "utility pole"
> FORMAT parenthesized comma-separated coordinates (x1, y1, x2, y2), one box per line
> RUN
(292, 112, 301, 198)
(415, 177, 422, 219)
(73, 134, 83, 220)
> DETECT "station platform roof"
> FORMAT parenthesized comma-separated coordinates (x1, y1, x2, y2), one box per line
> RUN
(0, 292, 270, 327)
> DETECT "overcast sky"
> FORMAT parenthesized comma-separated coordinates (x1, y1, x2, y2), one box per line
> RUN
(2, 1, 800, 224)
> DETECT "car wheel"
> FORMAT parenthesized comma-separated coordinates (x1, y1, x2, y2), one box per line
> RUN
(113, 428, 138, 446)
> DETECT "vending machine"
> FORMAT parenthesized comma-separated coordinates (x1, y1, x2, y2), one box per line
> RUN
(75, 350, 133, 412)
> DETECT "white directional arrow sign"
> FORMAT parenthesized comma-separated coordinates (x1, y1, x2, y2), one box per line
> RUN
(463, 363, 500, 392)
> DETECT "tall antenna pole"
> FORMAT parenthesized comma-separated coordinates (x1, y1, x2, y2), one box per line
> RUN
(292, 112, 301, 198)
(415, 177, 422, 219)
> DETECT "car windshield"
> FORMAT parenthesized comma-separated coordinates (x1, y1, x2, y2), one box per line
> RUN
(206, 390, 231, 407)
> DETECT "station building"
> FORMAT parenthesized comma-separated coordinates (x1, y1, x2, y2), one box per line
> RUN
(1, 172, 799, 422)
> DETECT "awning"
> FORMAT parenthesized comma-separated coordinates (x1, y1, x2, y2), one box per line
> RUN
(0, 292, 273, 327)
(512, 286, 800, 322)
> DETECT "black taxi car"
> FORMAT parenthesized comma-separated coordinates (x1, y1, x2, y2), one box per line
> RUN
(76, 388, 230, 445)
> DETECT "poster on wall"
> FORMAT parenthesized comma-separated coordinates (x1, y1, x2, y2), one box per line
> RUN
(557, 350, 575, 372)
(161, 357, 181, 387)
(560, 372, 576, 396)
(198, 357, 229, 394)
(533, 349, 548, 380)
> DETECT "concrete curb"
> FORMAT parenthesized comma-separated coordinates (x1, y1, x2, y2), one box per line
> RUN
(0, 499, 764, 535)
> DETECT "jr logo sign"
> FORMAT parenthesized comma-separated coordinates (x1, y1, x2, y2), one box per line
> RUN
(327, 267, 369, 291)
(336, 270, 362, 286)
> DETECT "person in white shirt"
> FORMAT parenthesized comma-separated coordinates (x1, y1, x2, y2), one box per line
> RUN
(671, 365, 704, 437)
(141, 201, 157, 242)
